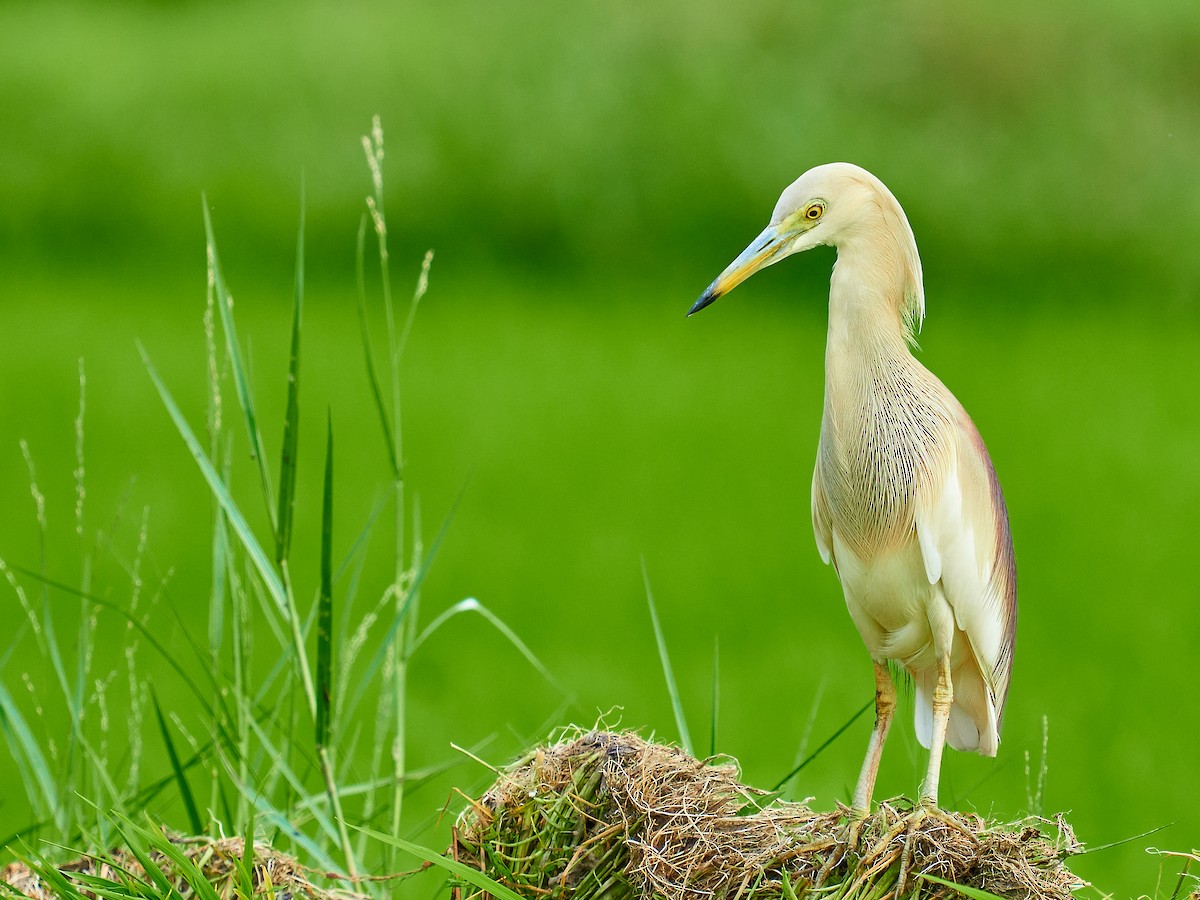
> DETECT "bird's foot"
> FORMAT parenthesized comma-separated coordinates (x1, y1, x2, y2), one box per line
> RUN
(849, 802, 978, 895)
(911, 801, 978, 841)
(895, 803, 979, 894)
(813, 807, 870, 887)
(845, 809, 870, 854)
(895, 805, 932, 894)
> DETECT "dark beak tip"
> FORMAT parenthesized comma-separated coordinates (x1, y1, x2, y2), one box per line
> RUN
(687, 289, 721, 317)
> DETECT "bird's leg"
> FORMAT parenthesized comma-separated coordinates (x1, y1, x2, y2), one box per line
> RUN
(855, 657, 968, 895)
(884, 655, 960, 892)
(851, 660, 896, 816)
(919, 654, 954, 808)
(829, 663, 895, 881)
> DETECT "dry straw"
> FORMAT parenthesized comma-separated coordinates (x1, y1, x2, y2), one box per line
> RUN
(452, 730, 1085, 900)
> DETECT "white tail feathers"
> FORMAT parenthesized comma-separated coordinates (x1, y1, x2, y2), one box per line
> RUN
(914, 669, 934, 749)
(912, 661, 1000, 757)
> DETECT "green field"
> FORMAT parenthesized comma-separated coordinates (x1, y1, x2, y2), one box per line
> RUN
(2, 0, 1198, 895)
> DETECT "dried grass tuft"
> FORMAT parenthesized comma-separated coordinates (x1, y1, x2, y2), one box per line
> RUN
(452, 730, 1085, 900)
(1, 835, 360, 900)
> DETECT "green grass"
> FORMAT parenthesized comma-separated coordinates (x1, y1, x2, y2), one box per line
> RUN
(0, 132, 571, 893)
(1, 7, 1199, 881)
(2, 238, 1197, 895)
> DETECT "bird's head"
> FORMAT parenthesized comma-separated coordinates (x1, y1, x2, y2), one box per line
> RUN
(688, 162, 922, 324)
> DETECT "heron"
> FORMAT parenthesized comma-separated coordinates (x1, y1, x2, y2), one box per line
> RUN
(688, 163, 1016, 814)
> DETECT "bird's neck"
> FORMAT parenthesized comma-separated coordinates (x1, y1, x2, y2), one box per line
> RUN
(820, 231, 935, 461)
(825, 235, 918, 377)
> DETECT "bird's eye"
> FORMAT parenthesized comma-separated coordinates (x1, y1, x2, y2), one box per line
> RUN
(804, 202, 825, 221)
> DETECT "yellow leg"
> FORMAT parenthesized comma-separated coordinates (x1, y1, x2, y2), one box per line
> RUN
(851, 661, 896, 813)
(919, 654, 954, 807)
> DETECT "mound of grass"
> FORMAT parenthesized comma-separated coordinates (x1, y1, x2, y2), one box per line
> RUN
(452, 730, 1084, 900)
(2, 834, 338, 900)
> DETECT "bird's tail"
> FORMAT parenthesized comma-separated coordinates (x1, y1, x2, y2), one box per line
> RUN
(913, 661, 999, 757)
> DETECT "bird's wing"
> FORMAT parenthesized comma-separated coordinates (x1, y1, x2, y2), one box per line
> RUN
(914, 407, 1017, 724)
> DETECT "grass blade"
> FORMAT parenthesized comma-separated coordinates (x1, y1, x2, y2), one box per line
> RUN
(0, 679, 58, 815)
(0, 706, 247, 850)
(316, 413, 333, 749)
(771, 698, 873, 792)
(144, 342, 318, 722)
(410, 597, 563, 693)
(118, 812, 222, 900)
(238, 813, 255, 900)
(106, 821, 173, 898)
(710, 636, 720, 757)
(6, 564, 226, 725)
(641, 561, 692, 756)
(918, 873, 1007, 900)
(202, 201, 278, 533)
(8, 856, 88, 900)
(344, 483, 464, 720)
(275, 192, 305, 565)
(141, 344, 288, 619)
(780, 868, 799, 900)
(334, 488, 388, 585)
(346, 825, 526, 900)
(355, 214, 400, 479)
(149, 690, 203, 835)
(0, 877, 34, 899)
(1076, 821, 1173, 855)
(238, 713, 340, 848)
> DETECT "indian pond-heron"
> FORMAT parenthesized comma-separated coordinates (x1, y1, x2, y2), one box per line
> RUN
(688, 163, 1017, 811)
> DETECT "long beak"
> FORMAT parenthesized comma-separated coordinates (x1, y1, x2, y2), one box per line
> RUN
(688, 224, 791, 316)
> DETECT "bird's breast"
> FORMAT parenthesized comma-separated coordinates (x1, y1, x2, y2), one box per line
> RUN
(816, 366, 955, 561)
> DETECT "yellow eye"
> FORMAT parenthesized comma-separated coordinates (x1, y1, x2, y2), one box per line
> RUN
(804, 202, 825, 220)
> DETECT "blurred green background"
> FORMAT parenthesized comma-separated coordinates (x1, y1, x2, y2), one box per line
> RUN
(2, 0, 1198, 893)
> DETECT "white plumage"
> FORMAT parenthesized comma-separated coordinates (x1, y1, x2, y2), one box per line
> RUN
(690, 163, 1016, 809)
